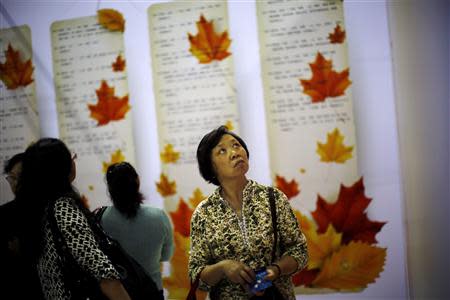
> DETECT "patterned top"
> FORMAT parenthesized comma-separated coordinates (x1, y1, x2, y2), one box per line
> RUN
(37, 197, 120, 299)
(188, 180, 308, 300)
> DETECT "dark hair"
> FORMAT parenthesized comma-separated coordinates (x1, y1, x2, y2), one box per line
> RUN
(106, 162, 143, 219)
(15, 138, 82, 263)
(3, 152, 25, 174)
(196, 125, 249, 186)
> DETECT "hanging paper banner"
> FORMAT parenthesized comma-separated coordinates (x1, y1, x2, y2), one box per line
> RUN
(257, 0, 386, 293)
(0, 25, 40, 204)
(51, 12, 135, 209)
(148, 1, 238, 298)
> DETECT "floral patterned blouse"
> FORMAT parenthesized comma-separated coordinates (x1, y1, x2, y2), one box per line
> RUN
(188, 180, 308, 300)
(37, 197, 120, 299)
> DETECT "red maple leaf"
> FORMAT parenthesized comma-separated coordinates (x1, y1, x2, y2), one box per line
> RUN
(169, 198, 194, 237)
(328, 24, 346, 44)
(275, 174, 300, 200)
(87, 80, 130, 126)
(112, 54, 126, 72)
(299, 52, 351, 103)
(292, 268, 320, 287)
(311, 177, 386, 245)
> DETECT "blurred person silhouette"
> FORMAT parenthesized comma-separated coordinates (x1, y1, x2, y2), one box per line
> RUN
(15, 138, 130, 300)
(99, 161, 174, 298)
(189, 126, 308, 299)
(1, 152, 44, 299)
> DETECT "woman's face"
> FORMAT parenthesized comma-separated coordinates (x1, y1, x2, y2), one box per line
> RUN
(211, 134, 249, 183)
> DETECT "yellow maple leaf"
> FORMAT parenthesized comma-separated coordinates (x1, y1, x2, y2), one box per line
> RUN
(102, 149, 125, 173)
(163, 233, 207, 300)
(312, 241, 386, 290)
(156, 173, 177, 197)
(189, 188, 206, 208)
(317, 128, 353, 163)
(224, 120, 234, 131)
(306, 224, 342, 270)
(97, 9, 125, 32)
(160, 144, 180, 164)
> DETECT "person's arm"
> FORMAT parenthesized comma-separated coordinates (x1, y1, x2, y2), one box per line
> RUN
(200, 259, 255, 288)
(160, 210, 174, 261)
(265, 189, 308, 280)
(99, 279, 131, 300)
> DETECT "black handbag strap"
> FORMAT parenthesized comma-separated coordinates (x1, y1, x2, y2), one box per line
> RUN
(268, 187, 277, 262)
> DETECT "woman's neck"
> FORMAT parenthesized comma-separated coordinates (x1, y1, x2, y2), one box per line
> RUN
(220, 177, 248, 212)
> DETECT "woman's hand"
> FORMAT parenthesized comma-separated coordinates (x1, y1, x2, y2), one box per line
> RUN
(264, 265, 281, 281)
(221, 260, 256, 287)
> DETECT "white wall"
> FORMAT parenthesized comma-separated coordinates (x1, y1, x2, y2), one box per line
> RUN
(1, 1, 410, 299)
(387, 0, 450, 299)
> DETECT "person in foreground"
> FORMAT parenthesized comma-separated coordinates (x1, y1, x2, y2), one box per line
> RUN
(15, 138, 130, 300)
(188, 126, 308, 300)
(100, 162, 174, 297)
(1, 152, 44, 299)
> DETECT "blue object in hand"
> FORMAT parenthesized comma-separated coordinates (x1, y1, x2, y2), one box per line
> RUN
(250, 268, 273, 294)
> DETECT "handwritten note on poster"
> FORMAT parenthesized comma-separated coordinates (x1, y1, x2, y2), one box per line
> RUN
(51, 15, 135, 209)
(0, 25, 40, 204)
(148, 1, 239, 204)
(257, 0, 358, 211)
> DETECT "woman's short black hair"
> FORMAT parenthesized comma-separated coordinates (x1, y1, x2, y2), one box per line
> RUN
(106, 162, 143, 219)
(196, 125, 249, 186)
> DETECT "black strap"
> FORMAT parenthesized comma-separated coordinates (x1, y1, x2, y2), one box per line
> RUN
(93, 206, 107, 223)
(268, 187, 277, 262)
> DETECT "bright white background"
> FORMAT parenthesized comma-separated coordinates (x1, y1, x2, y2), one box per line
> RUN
(3, 0, 448, 299)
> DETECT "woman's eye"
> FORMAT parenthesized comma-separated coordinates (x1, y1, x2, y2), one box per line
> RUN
(218, 149, 226, 154)
(233, 143, 240, 148)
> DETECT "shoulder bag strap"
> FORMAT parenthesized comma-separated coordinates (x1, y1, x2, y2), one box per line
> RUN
(268, 187, 277, 262)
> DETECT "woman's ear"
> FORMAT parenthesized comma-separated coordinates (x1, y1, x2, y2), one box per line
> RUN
(69, 159, 76, 183)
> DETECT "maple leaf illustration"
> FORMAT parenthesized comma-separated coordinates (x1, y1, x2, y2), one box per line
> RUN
(112, 54, 126, 72)
(188, 188, 206, 208)
(0, 43, 34, 89)
(169, 198, 194, 237)
(97, 9, 125, 32)
(328, 24, 346, 44)
(300, 52, 352, 102)
(156, 173, 177, 197)
(163, 232, 207, 300)
(160, 144, 180, 164)
(88, 80, 130, 126)
(275, 174, 300, 199)
(224, 120, 234, 131)
(311, 177, 386, 245)
(292, 268, 320, 287)
(188, 15, 231, 64)
(317, 128, 353, 163)
(102, 149, 125, 173)
(312, 241, 386, 290)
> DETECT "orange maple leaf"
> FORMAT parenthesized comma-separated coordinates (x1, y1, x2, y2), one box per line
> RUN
(300, 52, 352, 102)
(112, 54, 126, 72)
(88, 80, 130, 126)
(312, 241, 386, 290)
(156, 173, 177, 197)
(102, 149, 125, 173)
(163, 232, 207, 300)
(188, 15, 231, 63)
(317, 128, 353, 163)
(160, 144, 180, 164)
(312, 177, 386, 245)
(188, 188, 206, 208)
(97, 9, 125, 32)
(275, 174, 300, 199)
(328, 24, 346, 44)
(169, 198, 194, 237)
(0, 44, 34, 89)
